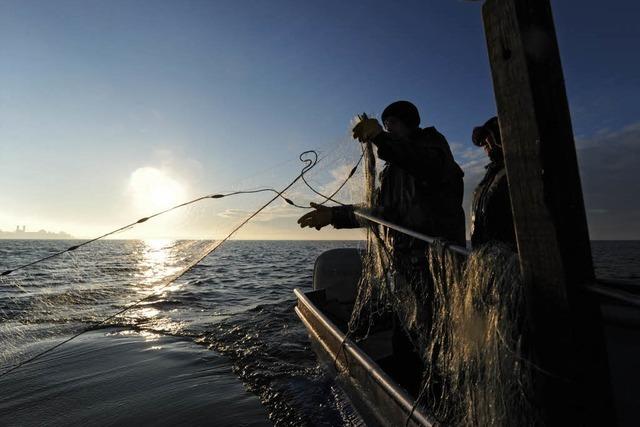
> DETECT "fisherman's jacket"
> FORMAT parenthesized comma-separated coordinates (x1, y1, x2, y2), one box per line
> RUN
(470, 159, 516, 248)
(331, 126, 466, 253)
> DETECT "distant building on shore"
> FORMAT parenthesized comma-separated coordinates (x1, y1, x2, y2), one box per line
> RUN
(0, 226, 74, 240)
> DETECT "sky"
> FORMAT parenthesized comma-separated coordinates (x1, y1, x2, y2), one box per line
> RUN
(0, 0, 638, 240)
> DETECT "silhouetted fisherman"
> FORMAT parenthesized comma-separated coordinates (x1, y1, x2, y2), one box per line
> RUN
(298, 101, 465, 394)
(470, 116, 516, 248)
(298, 100, 466, 249)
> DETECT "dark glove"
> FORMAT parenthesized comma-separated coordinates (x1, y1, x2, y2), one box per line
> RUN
(297, 203, 333, 230)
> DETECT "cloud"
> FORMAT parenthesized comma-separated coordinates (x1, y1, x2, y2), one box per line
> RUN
(217, 203, 302, 223)
(576, 122, 640, 239)
(313, 162, 366, 205)
(452, 142, 489, 235)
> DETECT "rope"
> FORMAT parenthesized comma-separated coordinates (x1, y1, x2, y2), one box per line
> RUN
(301, 153, 364, 206)
(1, 150, 363, 278)
(0, 149, 363, 377)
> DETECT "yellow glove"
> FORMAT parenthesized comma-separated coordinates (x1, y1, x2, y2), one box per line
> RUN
(352, 117, 382, 142)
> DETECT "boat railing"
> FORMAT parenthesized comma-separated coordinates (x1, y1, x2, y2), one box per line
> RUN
(353, 210, 640, 309)
(354, 210, 470, 257)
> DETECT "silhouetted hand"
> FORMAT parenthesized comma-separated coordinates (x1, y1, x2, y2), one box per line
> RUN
(352, 118, 382, 143)
(297, 203, 333, 230)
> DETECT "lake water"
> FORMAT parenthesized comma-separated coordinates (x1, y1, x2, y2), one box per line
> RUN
(0, 240, 638, 426)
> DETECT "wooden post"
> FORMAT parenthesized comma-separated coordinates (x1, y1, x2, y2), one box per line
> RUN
(482, 0, 615, 424)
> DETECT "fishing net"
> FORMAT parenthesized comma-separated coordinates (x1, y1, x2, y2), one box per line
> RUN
(0, 221, 221, 371)
(424, 241, 537, 425)
(0, 134, 366, 377)
(0, 119, 538, 425)
(347, 142, 537, 426)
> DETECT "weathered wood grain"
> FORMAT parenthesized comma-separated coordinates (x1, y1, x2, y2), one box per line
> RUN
(482, 0, 614, 423)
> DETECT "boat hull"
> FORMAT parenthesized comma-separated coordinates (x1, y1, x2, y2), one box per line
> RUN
(294, 288, 433, 427)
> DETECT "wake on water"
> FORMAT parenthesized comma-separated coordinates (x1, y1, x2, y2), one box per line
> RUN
(0, 138, 369, 425)
(0, 240, 366, 425)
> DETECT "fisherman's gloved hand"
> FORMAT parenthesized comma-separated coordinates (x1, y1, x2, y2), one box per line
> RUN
(297, 203, 333, 230)
(352, 117, 383, 143)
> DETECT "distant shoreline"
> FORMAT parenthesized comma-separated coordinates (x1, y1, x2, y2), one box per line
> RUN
(0, 230, 74, 240)
(0, 237, 365, 241)
(0, 238, 637, 242)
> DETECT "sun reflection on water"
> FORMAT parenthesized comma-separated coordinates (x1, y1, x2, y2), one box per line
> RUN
(138, 307, 160, 318)
(135, 239, 185, 295)
(125, 239, 188, 332)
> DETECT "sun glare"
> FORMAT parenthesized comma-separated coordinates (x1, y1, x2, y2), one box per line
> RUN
(128, 167, 187, 213)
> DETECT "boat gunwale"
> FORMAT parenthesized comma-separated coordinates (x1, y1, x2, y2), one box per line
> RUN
(293, 287, 433, 427)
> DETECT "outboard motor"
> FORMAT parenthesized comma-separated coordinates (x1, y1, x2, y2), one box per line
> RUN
(313, 248, 362, 304)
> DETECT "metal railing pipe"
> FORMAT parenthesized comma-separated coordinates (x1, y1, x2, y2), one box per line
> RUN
(353, 210, 470, 256)
(354, 209, 640, 309)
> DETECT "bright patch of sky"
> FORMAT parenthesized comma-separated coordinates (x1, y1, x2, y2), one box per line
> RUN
(1, 0, 638, 239)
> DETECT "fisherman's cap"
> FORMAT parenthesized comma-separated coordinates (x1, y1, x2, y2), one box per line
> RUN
(381, 101, 421, 129)
(472, 116, 501, 147)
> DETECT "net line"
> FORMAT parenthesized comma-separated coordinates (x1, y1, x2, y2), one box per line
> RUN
(0, 149, 361, 377)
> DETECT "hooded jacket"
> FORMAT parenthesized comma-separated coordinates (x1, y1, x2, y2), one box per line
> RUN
(470, 159, 516, 248)
(331, 126, 466, 250)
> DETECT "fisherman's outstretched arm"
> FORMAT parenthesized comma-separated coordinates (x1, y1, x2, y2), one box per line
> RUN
(297, 203, 362, 230)
(330, 204, 361, 229)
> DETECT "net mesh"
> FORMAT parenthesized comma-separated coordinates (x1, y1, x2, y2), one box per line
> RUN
(347, 143, 537, 426)
(0, 130, 538, 424)
(0, 136, 365, 375)
(0, 232, 219, 371)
